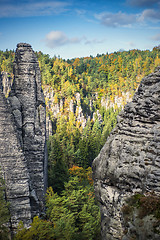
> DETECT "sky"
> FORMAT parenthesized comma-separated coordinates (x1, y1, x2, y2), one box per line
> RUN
(0, 0, 160, 59)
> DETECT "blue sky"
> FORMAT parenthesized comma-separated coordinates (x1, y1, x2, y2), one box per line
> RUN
(0, 0, 160, 59)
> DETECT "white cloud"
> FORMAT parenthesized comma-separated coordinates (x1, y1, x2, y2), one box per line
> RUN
(95, 11, 136, 28)
(151, 33, 160, 41)
(85, 38, 106, 45)
(148, 26, 160, 30)
(75, 9, 86, 16)
(139, 9, 160, 22)
(44, 31, 83, 48)
(44, 31, 69, 48)
(44, 31, 106, 48)
(126, 0, 159, 8)
(126, 41, 135, 47)
(95, 7, 160, 28)
(0, 1, 70, 18)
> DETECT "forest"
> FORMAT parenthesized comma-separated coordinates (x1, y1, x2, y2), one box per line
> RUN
(0, 46, 160, 239)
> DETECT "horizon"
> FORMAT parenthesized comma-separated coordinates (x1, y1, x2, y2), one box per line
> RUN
(0, 0, 160, 59)
(1, 43, 158, 61)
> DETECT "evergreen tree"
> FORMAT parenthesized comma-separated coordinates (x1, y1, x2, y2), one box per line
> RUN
(48, 136, 69, 194)
(15, 167, 101, 240)
(0, 173, 10, 240)
(46, 167, 101, 240)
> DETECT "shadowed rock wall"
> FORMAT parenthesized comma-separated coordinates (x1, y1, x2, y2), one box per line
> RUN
(92, 67, 160, 240)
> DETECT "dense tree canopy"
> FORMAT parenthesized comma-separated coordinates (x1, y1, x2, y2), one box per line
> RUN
(15, 166, 101, 240)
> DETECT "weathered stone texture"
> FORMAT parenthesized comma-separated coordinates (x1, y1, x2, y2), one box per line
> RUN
(0, 43, 47, 229)
(0, 71, 13, 96)
(0, 88, 31, 229)
(92, 67, 160, 240)
(10, 43, 47, 217)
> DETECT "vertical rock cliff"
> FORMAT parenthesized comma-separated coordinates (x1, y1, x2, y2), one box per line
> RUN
(0, 71, 13, 97)
(0, 43, 47, 229)
(0, 87, 31, 230)
(92, 67, 160, 239)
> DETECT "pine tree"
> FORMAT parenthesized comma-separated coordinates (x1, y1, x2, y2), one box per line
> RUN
(48, 136, 69, 194)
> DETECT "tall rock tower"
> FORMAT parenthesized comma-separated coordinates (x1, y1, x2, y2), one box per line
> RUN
(0, 43, 47, 230)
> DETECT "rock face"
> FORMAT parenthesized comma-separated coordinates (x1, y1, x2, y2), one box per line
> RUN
(0, 87, 31, 229)
(0, 43, 47, 230)
(0, 71, 13, 97)
(92, 67, 160, 240)
(101, 92, 132, 110)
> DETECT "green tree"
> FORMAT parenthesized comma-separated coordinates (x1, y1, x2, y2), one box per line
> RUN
(0, 173, 10, 240)
(15, 167, 101, 240)
(14, 217, 54, 240)
(46, 167, 101, 240)
(48, 136, 69, 194)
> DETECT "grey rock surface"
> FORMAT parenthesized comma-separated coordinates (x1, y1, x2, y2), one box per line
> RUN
(92, 67, 160, 240)
(0, 88, 31, 230)
(0, 71, 13, 97)
(0, 43, 47, 230)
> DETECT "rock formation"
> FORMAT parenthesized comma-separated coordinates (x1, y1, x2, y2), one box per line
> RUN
(0, 86, 31, 229)
(101, 92, 132, 110)
(0, 43, 47, 230)
(44, 84, 132, 135)
(0, 71, 13, 97)
(92, 67, 160, 239)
